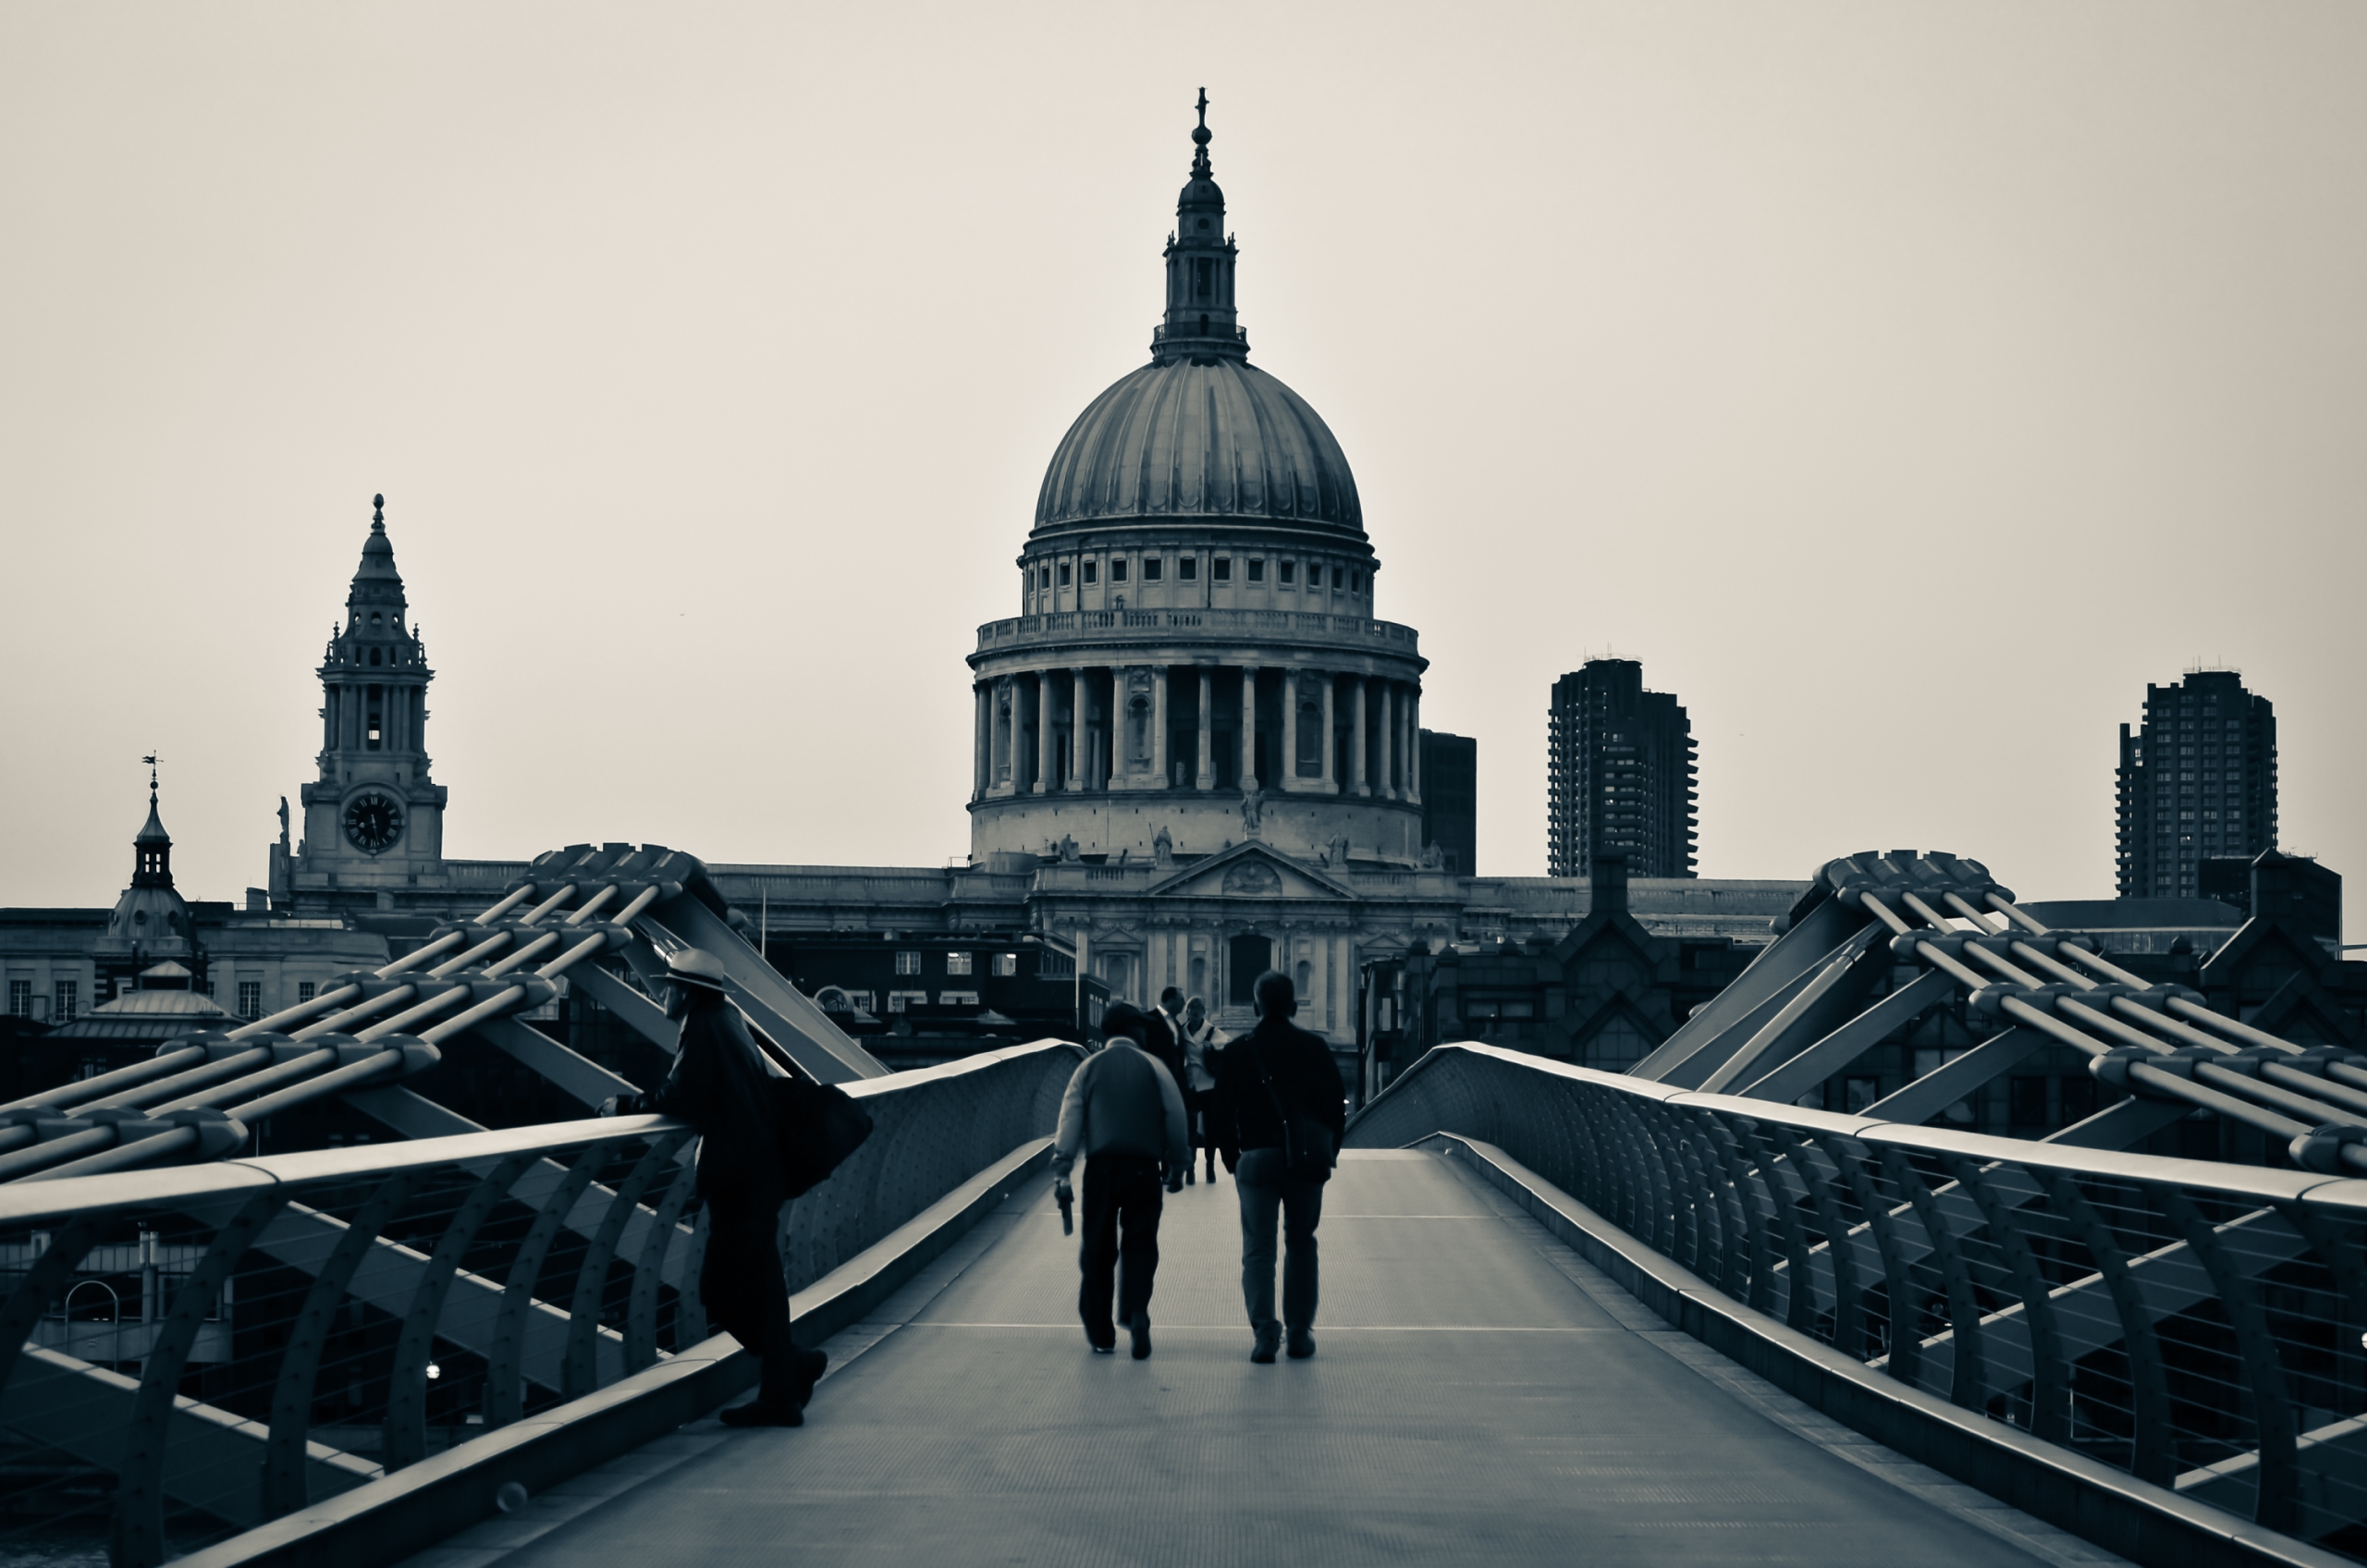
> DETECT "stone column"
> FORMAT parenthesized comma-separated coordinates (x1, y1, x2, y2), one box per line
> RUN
(1240, 665, 1259, 790)
(1282, 668, 1300, 792)
(1319, 672, 1337, 793)
(1152, 664, 1170, 789)
(1196, 668, 1215, 790)
(1036, 670, 1055, 793)
(1378, 682, 1396, 801)
(1406, 686, 1422, 805)
(1069, 669, 1087, 790)
(1351, 679, 1368, 796)
(1002, 677, 1021, 796)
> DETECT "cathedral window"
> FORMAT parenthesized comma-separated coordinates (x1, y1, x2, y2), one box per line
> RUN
(1083, 561, 1098, 585)
(1143, 557, 1162, 582)
(1194, 258, 1212, 299)
(1333, 567, 1345, 590)
(1351, 570, 1362, 593)
(1111, 558, 1128, 583)
(1279, 561, 1294, 586)
(1212, 557, 1231, 582)
(1059, 561, 1072, 586)
(238, 982, 263, 1020)
(370, 646, 383, 667)
(1179, 557, 1196, 582)
(1246, 558, 1263, 582)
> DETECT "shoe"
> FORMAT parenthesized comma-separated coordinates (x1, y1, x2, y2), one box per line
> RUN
(1129, 1311, 1153, 1360)
(1250, 1324, 1280, 1365)
(1286, 1329, 1316, 1360)
(1184, 1167, 1196, 1185)
(719, 1399, 802, 1427)
(797, 1347, 828, 1407)
(1086, 1326, 1116, 1354)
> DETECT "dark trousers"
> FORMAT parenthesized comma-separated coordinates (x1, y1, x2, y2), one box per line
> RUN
(1184, 1089, 1219, 1169)
(703, 1195, 807, 1409)
(1234, 1147, 1324, 1332)
(1078, 1154, 1165, 1339)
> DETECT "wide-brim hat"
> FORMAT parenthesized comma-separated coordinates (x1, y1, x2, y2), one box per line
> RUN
(664, 948, 731, 992)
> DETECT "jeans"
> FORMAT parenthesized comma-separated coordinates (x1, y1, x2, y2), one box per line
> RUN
(1079, 1154, 1165, 1339)
(1234, 1147, 1325, 1333)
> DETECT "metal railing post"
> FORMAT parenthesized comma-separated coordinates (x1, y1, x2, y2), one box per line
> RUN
(263, 1174, 414, 1518)
(385, 1153, 540, 1470)
(563, 1133, 689, 1400)
(112, 1192, 289, 1568)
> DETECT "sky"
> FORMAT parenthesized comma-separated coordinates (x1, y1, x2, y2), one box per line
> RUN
(3, 2, 2361, 932)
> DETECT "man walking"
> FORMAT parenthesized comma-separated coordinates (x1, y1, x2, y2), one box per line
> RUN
(1053, 1002, 1190, 1358)
(1215, 971, 1345, 1364)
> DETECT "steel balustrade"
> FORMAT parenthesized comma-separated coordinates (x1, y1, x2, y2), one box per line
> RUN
(0, 1038, 1078, 1568)
(1348, 1042, 2367, 1557)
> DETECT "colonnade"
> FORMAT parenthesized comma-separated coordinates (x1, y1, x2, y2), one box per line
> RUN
(324, 679, 426, 755)
(972, 664, 1422, 804)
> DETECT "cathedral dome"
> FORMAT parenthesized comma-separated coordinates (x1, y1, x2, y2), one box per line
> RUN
(1034, 357, 1363, 534)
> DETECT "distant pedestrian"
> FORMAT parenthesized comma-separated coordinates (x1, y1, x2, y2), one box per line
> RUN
(1178, 995, 1227, 1184)
(1052, 1002, 1190, 1358)
(1139, 1006, 1190, 1119)
(615, 949, 826, 1426)
(1215, 971, 1345, 1364)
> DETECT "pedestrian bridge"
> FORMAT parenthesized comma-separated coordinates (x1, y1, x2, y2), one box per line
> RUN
(0, 847, 2361, 1568)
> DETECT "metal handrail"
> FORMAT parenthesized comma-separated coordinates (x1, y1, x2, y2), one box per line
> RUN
(1348, 1042, 2367, 1550)
(0, 1038, 1083, 1568)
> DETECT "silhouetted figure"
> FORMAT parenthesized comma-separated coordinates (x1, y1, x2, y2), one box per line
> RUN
(622, 949, 826, 1426)
(1215, 970, 1344, 1363)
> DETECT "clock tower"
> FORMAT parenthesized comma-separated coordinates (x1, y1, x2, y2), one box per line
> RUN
(278, 496, 452, 908)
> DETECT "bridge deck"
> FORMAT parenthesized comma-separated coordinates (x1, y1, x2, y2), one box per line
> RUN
(420, 1151, 2094, 1568)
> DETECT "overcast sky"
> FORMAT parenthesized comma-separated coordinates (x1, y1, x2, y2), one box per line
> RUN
(4, 3, 2361, 931)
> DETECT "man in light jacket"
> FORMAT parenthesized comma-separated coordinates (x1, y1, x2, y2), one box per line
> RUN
(1053, 1002, 1190, 1359)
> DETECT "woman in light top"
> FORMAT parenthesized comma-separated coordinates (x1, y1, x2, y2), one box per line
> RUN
(1178, 995, 1228, 1184)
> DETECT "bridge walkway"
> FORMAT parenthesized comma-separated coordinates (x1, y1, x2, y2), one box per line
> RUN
(408, 1151, 2120, 1568)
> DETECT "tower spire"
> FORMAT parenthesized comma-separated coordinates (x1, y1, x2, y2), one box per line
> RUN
(1155, 91, 1246, 365)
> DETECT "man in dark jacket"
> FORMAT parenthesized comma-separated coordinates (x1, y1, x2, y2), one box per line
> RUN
(619, 949, 824, 1427)
(1214, 970, 1346, 1364)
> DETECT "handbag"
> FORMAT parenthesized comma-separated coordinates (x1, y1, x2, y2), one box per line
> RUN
(1250, 1036, 1335, 1181)
(771, 1075, 875, 1198)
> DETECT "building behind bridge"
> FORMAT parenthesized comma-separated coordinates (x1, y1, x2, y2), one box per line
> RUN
(6, 113, 2359, 1145)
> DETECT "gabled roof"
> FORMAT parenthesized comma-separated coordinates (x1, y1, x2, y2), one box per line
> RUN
(1145, 841, 1358, 901)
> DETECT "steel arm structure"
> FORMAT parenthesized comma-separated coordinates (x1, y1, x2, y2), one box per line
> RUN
(0, 844, 887, 1185)
(1631, 851, 2367, 1174)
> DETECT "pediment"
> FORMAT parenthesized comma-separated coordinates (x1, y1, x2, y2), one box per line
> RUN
(1147, 843, 1357, 902)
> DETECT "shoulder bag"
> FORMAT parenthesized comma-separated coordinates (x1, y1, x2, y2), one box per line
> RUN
(771, 1075, 875, 1198)
(1250, 1036, 1335, 1181)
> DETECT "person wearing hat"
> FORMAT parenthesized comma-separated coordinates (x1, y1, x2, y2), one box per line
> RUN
(612, 948, 825, 1427)
(1051, 1001, 1189, 1358)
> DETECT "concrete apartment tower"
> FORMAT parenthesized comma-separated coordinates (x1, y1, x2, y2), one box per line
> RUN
(2116, 668, 2278, 899)
(1547, 659, 1698, 879)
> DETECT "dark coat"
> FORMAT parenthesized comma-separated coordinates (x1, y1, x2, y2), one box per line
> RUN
(1213, 1013, 1345, 1159)
(646, 992, 788, 1208)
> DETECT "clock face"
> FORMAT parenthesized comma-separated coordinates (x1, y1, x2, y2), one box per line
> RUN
(343, 791, 404, 854)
